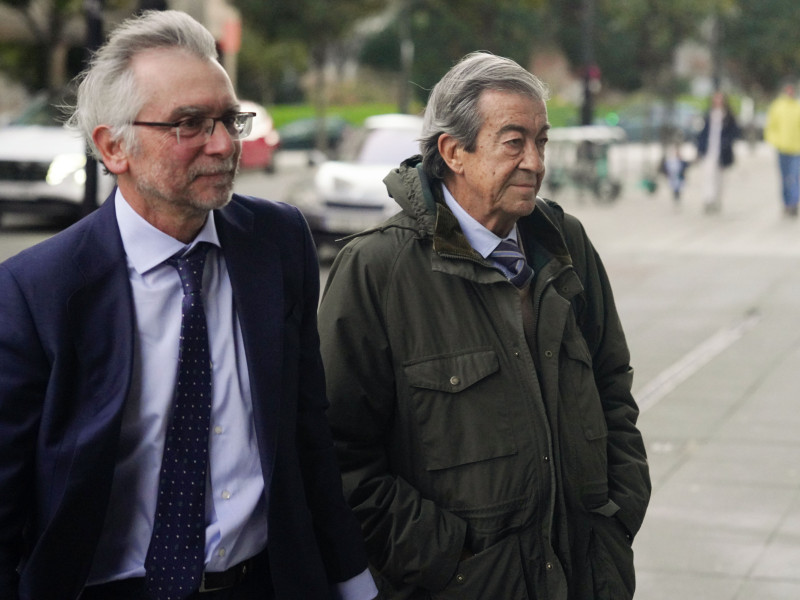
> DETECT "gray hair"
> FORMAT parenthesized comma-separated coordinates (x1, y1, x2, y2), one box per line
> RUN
(420, 52, 550, 181)
(66, 10, 219, 158)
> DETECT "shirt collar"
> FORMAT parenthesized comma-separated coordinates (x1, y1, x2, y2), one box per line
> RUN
(441, 183, 518, 259)
(115, 189, 221, 276)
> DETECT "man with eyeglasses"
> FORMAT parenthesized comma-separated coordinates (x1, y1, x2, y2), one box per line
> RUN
(0, 10, 376, 600)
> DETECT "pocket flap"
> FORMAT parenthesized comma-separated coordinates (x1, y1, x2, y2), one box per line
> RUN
(562, 335, 592, 366)
(405, 349, 500, 393)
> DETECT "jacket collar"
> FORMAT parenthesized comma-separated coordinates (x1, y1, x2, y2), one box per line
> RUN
(385, 156, 572, 270)
(213, 196, 281, 491)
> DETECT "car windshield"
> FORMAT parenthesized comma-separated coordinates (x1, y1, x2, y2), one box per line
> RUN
(11, 93, 70, 127)
(340, 127, 420, 165)
(357, 128, 420, 164)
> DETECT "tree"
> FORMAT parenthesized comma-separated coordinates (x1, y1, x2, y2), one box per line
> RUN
(360, 0, 547, 105)
(235, 0, 388, 149)
(2, 0, 82, 91)
(721, 0, 800, 96)
(0, 0, 136, 92)
(552, 0, 729, 94)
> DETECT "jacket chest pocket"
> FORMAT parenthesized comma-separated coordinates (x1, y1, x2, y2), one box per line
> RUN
(404, 349, 518, 471)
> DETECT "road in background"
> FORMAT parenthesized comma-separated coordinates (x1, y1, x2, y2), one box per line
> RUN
(1, 142, 799, 599)
(0, 150, 311, 262)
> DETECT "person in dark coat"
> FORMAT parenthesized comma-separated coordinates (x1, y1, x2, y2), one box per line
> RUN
(696, 91, 740, 213)
(319, 51, 651, 600)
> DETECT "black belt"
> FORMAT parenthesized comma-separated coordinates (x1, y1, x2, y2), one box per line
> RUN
(83, 550, 265, 598)
(199, 552, 259, 592)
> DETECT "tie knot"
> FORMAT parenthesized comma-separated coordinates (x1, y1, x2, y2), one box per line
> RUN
(490, 239, 533, 288)
(167, 243, 210, 296)
(493, 238, 522, 255)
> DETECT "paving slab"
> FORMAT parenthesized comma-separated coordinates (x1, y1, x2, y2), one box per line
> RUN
(564, 141, 800, 599)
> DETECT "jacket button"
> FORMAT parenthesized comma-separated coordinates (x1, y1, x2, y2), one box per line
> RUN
(544, 350, 553, 358)
(543, 455, 550, 462)
(456, 574, 465, 583)
(449, 375, 460, 386)
(545, 562, 553, 570)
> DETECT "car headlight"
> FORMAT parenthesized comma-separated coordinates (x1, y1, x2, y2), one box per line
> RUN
(47, 153, 87, 186)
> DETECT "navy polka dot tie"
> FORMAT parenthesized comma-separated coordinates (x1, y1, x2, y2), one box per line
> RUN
(490, 239, 534, 288)
(145, 243, 212, 600)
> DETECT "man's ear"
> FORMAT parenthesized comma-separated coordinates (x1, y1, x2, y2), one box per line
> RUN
(438, 133, 464, 174)
(92, 125, 129, 175)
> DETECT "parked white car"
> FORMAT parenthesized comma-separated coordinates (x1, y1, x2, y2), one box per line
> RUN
(285, 113, 424, 251)
(0, 93, 114, 224)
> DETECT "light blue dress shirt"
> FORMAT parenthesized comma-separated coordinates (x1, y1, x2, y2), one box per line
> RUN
(441, 183, 520, 254)
(87, 192, 376, 600)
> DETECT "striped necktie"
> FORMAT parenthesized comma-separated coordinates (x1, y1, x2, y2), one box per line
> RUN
(490, 239, 533, 288)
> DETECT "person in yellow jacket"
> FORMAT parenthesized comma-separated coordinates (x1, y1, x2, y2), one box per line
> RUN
(765, 81, 800, 217)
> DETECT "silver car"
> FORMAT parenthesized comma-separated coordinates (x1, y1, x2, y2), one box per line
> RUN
(0, 93, 114, 224)
(285, 113, 423, 252)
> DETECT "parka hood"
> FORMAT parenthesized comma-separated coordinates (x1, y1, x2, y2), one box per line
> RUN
(382, 155, 438, 234)
(382, 154, 573, 266)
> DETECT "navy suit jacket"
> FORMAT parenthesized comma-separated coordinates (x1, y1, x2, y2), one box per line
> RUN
(0, 193, 368, 600)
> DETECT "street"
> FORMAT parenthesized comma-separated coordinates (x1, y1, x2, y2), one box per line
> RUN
(1, 142, 798, 598)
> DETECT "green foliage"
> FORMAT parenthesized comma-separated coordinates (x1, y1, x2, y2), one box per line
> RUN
(237, 24, 307, 104)
(235, 0, 387, 48)
(268, 102, 412, 129)
(401, 0, 548, 103)
(0, 0, 136, 91)
(3, 0, 798, 113)
(722, 0, 800, 93)
(546, 97, 582, 128)
(268, 97, 575, 129)
(0, 43, 45, 91)
(554, 0, 723, 93)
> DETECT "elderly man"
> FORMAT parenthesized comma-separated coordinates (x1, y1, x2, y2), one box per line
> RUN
(0, 10, 376, 600)
(318, 52, 651, 599)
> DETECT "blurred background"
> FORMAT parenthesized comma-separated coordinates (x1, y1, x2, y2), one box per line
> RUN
(0, 0, 793, 224)
(0, 0, 792, 138)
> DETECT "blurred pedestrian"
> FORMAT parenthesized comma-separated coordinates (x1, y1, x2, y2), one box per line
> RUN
(0, 10, 376, 600)
(318, 51, 651, 600)
(764, 80, 800, 217)
(660, 141, 690, 203)
(696, 91, 740, 213)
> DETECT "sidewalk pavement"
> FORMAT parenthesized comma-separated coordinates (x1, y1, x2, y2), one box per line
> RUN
(563, 141, 800, 599)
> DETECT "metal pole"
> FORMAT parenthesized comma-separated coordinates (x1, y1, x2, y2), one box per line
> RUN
(81, 0, 104, 217)
(397, 0, 414, 114)
(711, 14, 722, 91)
(580, 0, 595, 126)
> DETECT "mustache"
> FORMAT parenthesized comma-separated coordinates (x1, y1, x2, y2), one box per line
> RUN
(189, 159, 239, 179)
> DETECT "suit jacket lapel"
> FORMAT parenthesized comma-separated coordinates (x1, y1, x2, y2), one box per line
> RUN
(68, 198, 134, 428)
(52, 197, 135, 579)
(215, 200, 282, 491)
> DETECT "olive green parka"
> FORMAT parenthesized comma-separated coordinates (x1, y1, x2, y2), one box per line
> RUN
(318, 157, 650, 600)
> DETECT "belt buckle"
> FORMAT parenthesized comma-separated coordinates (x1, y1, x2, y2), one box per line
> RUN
(198, 577, 227, 593)
(198, 562, 249, 593)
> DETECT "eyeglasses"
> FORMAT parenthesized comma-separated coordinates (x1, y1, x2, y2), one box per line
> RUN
(131, 112, 256, 147)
